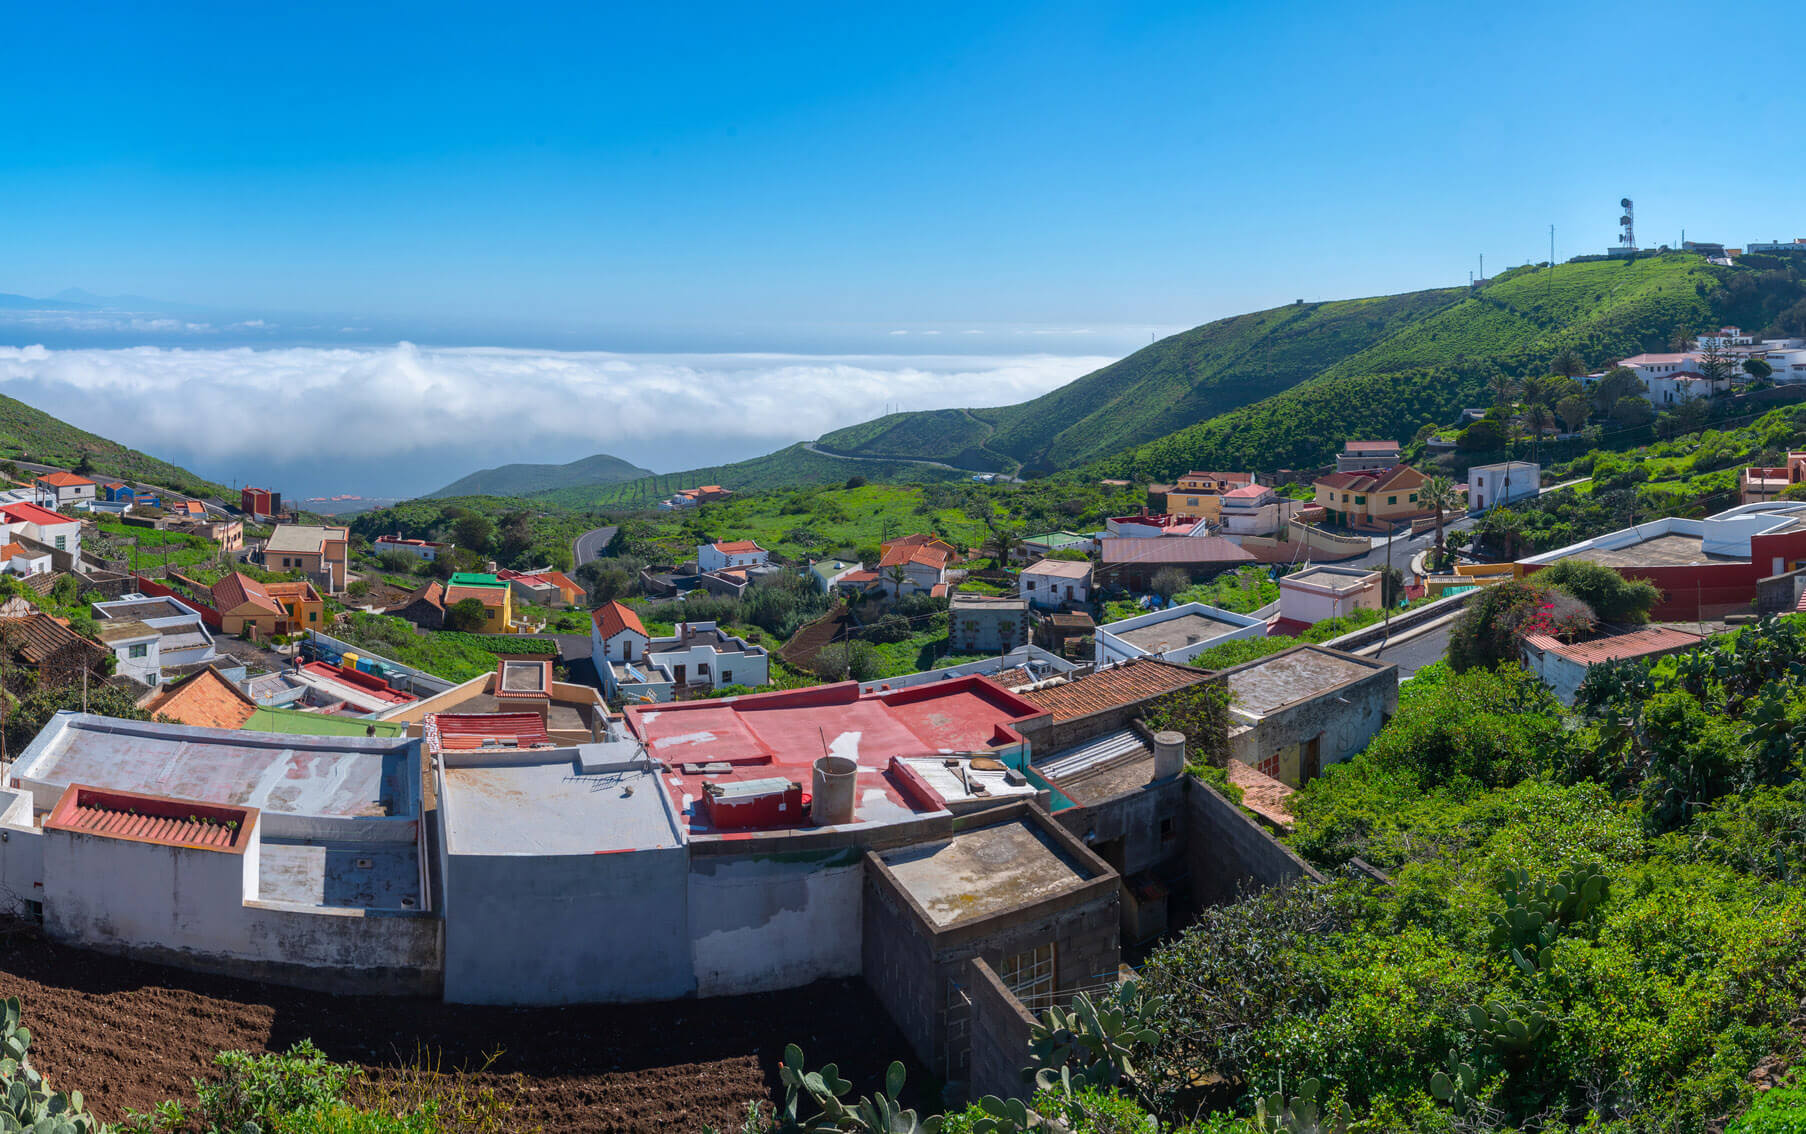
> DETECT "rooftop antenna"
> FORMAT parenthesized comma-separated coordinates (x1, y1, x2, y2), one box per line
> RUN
(1619, 197, 1636, 251)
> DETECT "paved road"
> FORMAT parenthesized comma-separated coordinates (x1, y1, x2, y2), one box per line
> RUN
(1369, 622, 1455, 677)
(572, 525, 618, 566)
(801, 441, 1018, 481)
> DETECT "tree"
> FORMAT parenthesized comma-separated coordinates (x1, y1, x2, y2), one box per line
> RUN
(884, 564, 909, 597)
(981, 524, 1023, 567)
(1449, 578, 1593, 672)
(1520, 403, 1556, 463)
(1697, 341, 1733, 384)
(1591, 366, 1643, 414)
(452, 515, 494, 553)
(1379, 565, 1406, 608)
(444, 597, 488, 631)
(1150, 567, 1190, 603)
(1611, 395, 1655, 428)
(1420, 475, 1461, 568)
(1670, 396, 1710, 437)
(1549, 349, 1586, 385)
(1488, 371, 1519, 408)
(575, 560, 631, 605)
(1459, 418, 1508, 452)
(1556, 394, 1591, 435)
(843, 475, 867, 489)
(1534, 558, 1660, 624)
(1744, 357, 1775, 384)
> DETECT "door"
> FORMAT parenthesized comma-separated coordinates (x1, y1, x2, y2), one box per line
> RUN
(673, 664, 686, 684)
(1303, 735, 1322, 783)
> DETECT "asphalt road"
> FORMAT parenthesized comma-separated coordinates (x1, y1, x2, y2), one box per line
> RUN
(1369, 622, 1455, 677)
(801, 441, 1018, 481)
(572, 525, 617, 566)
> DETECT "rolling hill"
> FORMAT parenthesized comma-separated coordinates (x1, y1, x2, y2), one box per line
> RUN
(531, 443, 965, 510)
(0, 392, 227, 497)
(426, 452, 653, 499)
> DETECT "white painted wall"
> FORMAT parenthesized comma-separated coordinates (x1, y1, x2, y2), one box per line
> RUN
(687, 849, 864, 997)
(697, 544, 770, 573)
(1019, 570, 1088, 609)
(109, 635, 161, 686)
(1278, 574, 1380, 624)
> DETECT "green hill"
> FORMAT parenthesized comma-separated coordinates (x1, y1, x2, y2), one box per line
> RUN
(1096, 254, 1732, 480)
(427, 452, 652, 499)
(0, 392, 227, 497)
(532, 443, 965, 510)
(817, 285, 1468, 474)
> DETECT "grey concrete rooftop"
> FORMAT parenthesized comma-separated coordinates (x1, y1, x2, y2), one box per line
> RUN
(11, 712, 419, 821)
(259, 838, 422, 911)
(1224, 647, 1384, 716)
(1284, 565, 1378, 591)
(1569, 532, 1733, 568)
(1113, 612, 1246, 653)
(438, 743, 683, 856)
(1048, 749, 1161, 806)
(878, 816, 1097, 928)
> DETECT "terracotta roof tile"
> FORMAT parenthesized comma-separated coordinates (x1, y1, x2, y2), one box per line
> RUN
(35, 472, 94, 487)
(445, 584, 506, 606)
(140, 666, 258, 730)
(0, 613, 106, 667)
(593, 600, 649, 639)
(1522, 627, 1701, 665)
(711, 540, 765, 554)
(212, 572, 280, 616)
(1019, 658, 1210, 723)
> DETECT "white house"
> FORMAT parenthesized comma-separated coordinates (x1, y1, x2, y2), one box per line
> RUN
(591, 600, 650, 663)
(1645, 372, 1729, 405)
(1616, 352, 1701, 385)
(1218, 484, 1299, 537)
(1094, 602, 1267, 667)
(1019, 558, 1091, 610)
(33, 473, 96, 508)
(373, 535, 445, 562)
(697, 540, 769, 573)
(877, 536, 953, 597)
(92, 593, 223, 675)
(646, 621, 768, 691)
(1104, 512, 1205, 538)
(1694, 326, 1755, 350)
(1759, 347, 1806, 384)
(1278, 566, 1381, 627)
(0, 537, 52, 576)
(1467, 461, 1540, 511)
(0, 503, 82, 564)
(96, 620, 161, 685)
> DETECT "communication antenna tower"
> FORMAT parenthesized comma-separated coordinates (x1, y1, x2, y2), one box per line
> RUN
(1618, 198, 1636, 251)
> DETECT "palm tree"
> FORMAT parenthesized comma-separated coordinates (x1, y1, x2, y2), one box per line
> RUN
(1520, 403, 1557, 464)
(981, 524, 1022, 568)
(1550, 348, 1586, 385)
(1488, 371, 1520, 409)
(884, 564, 908, 598)
(1419, 475, 1460, 569)
(1556, 394, 1591, 436)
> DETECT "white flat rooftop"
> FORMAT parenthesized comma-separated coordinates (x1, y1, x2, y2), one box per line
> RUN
(438, 742, 684, 856)
(10, 712, 418, 821)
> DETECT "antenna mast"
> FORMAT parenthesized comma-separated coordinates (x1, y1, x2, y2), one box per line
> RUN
(1618, 197, 1636, 252)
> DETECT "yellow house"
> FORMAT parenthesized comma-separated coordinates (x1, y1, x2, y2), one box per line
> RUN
(211, 573, 324, 637)
(444, 572, 518, 633)
(1165, 471, 1255, 520)
(1312, 465, 1430, 529)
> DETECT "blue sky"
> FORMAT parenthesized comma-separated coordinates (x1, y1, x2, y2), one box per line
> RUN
(1, 1, 1803, 497)
(7, 0, 1803, 340)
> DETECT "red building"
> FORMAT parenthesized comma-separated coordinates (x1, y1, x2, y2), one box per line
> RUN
(240, 486, 282, 518)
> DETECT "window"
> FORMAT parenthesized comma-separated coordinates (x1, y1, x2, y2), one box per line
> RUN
(998, 944, 1056, 1011)
(308, 612, 318, 623)
(721, 670, 732, 683)
(1025, 581, 1036, 591)
(1409, 493, 1418, 503)
(1159, 817, 1176, 843)
(128, 643, 148, 659)
(1387, 495, 1397, 505)
(55, 536, 66, 550)
(1355, 495, 1366, 505)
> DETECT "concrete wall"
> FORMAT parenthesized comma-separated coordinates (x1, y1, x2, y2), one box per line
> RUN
(1522, 645, 1587, 705)
(1226, 665, 1397, 787)
(440, 843, 692, 1004)
(688, 845, 866, 997)
(0, 791, 42, 916)
(862, 860, 940, 1071)
(966, 957, 1039, 1103)
(1184, 777, 1323, 906)
(1052, 775, 1186, 880)
(949, 604, 1029, 653)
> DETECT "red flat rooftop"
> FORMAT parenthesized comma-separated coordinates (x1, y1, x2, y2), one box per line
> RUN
(625, 676, 1048, 836)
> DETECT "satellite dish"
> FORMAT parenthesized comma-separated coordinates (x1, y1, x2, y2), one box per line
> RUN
(1621, 198, 1632, 208)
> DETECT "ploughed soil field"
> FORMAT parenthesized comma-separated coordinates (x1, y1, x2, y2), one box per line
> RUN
(0, 936, 927, 1132)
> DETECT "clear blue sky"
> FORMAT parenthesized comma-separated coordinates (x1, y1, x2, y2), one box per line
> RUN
(5, 0, 1805, 339)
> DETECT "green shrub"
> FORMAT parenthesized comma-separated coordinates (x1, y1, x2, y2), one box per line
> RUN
(1729, 1088, 1806, 1133)
(190, 1041, 359, 1133)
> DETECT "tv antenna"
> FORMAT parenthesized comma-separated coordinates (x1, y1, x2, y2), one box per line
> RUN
(1618, 198, 1636, 251)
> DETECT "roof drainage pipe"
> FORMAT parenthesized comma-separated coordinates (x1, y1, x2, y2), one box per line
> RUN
(812, 755, 858, 825)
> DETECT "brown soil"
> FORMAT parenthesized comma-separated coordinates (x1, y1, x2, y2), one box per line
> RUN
(0, 936, 928, 1133)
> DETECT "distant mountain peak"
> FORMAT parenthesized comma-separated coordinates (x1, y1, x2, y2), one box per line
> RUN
(426, 452, 654, 499)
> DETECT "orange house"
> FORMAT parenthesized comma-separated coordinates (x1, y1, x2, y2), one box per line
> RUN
(212, 572, 324, 636)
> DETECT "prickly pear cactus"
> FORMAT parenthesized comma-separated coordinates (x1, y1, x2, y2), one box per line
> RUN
(1466, 999, 1550, 1060)
(1428, 1050, 1482, 1116)
(0, 997, 105, 1134)
(1253, 1077, 1350, 1134)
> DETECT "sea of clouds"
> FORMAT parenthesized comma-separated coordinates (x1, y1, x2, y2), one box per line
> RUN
(0, 343, 1109, 494)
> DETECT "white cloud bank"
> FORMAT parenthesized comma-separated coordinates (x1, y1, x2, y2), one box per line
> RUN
(0, 343, 1109, 488)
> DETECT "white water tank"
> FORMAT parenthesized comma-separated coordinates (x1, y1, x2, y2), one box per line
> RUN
(1152, 731, 1186, 780)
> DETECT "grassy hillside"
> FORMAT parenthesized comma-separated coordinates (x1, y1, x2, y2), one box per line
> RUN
(0, 392, 227, 497)
(533, 443, 965, 510)
(1096, 254, 1730, 480)
(427, 452, 651, 498)
(817, 286, 1467, 474)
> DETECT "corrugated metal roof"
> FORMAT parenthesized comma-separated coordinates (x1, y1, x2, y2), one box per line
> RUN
(1032, 728, 1148, 778)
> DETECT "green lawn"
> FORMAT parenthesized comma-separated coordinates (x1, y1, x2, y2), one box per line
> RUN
(90, 521, 222, 572)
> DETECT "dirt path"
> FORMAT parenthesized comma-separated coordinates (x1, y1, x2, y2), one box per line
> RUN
(0, 936, 924, 1133)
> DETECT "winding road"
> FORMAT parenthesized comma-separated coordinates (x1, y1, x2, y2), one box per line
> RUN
(800, 441, 1018, 481)
(572, 525, 618, 566)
